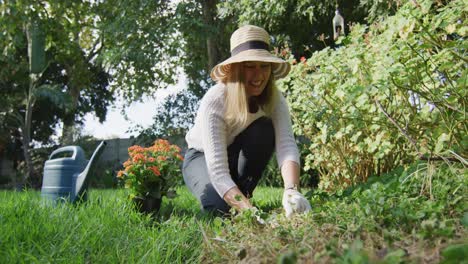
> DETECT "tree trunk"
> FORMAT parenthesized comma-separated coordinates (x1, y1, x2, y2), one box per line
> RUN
(61, 86, 79, 145)
(202, 0, 219, 72)
(21, 74, 36, 186)
(61, 64, 80, 145)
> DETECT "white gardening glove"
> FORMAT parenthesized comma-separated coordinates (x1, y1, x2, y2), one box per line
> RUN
(282, 189, 311, 218)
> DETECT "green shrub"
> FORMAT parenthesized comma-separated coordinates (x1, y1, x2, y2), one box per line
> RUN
(279, 0, 467, 191)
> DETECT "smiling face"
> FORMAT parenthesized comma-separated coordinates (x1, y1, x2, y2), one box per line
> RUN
(242, 61, 272, 97)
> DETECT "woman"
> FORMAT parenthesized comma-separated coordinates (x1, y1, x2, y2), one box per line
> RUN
(183, 25, 311, 217)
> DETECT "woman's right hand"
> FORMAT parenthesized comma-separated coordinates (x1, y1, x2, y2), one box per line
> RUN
(223, 187, 253, 211)
(282, 189, 311, 218)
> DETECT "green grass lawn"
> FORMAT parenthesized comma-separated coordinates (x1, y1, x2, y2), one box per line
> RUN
(1, 163, 467, 263)
(0, 186, 209, 263)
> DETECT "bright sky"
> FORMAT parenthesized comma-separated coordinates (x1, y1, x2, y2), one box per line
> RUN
(82, 75, 186, 139)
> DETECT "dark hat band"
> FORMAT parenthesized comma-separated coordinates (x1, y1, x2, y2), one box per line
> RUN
(231, 40, 269, 56)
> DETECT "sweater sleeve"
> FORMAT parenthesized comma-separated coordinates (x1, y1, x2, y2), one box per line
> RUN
(271, 92, 300, 168)
(199, 93, 237, 198)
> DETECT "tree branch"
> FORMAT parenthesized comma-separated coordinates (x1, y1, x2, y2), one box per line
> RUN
(375, 99, 464, 163)
(390, 77, 464, 115)
(375, 99, 420, 153)
(87, 37, 103, 62)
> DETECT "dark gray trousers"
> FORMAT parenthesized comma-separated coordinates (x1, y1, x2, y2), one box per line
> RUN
(182, 117, 275, 214)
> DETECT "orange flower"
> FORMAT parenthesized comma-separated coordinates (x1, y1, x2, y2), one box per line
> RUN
(157, 156, 167, 161)
(150, 145, 163, 152)
(123, 160, 132, 168)
(125, 165, 133, 172)
(148, 157, 156, 163)
(176, 154, 184, 161)
(117, 170, 124, 178)
(154, 139, 170, 147)
(128, 145, 144, 153)
(300, 56, 306, 63)
(132, 153, 146, 163)
(149, 166, 161, 176)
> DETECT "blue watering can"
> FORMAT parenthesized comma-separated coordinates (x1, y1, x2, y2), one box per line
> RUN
(41, 141, 106, 203)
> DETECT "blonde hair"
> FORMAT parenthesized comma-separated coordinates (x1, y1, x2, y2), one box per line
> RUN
(223, 63, 278, 128)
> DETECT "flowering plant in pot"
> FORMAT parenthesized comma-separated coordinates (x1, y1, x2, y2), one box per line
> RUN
(117, 139, 184, 214)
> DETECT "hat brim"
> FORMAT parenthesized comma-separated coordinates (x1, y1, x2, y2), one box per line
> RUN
(210, 49, 291, 82)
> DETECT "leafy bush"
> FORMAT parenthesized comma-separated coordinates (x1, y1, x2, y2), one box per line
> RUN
(279, 0, 467, 191)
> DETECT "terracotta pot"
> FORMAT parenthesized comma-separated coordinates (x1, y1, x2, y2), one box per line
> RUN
(133, 196, 162, 214)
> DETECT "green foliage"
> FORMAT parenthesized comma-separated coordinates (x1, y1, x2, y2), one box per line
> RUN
(203, 163, 467, 262)
(441, 243, 468, 264)
(279, 0, 467, 190)
(138, 0, 233, 141)
(218, 0, 369, 56)
(175, 1, 231, 95)
(359, 0, 401, 22)
(0, 0, 181, 142)
(32, 84, 71, 111)
(134, 90, 197, 145)
(0, 0, 113, 145)
(97, 0, 181, 101)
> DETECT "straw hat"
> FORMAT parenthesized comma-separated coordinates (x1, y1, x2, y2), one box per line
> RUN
(210, 25, 291, 82)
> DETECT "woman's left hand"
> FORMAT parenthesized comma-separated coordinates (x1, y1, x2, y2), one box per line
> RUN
(282, 189, 311, 218)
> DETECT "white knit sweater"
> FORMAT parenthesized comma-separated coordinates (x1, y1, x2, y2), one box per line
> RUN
(185, 83, 300, 197)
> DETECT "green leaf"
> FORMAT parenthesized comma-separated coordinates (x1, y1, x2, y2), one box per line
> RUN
(382, 249, 405, 263)
(33, 84, 72, 110)
(435, 133, 450, 153)
(441, 244, 468, 263)
(462, 212, 468, 227)
(320, 124, 328, 144)
(277, 251, 297, 264)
